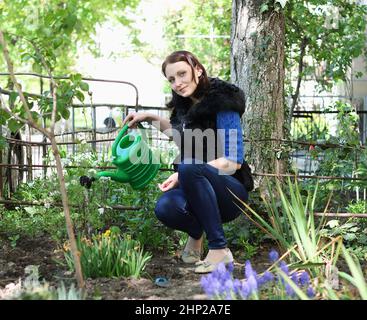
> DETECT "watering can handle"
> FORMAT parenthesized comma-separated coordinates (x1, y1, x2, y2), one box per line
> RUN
(112, 123, 148, 157)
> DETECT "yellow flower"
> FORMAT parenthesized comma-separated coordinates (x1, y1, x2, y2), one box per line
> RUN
(63, 242, 71, 252)
(103, 230, 111, 238)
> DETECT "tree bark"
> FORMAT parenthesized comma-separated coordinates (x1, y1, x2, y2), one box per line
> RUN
(231, 0, 287, 190)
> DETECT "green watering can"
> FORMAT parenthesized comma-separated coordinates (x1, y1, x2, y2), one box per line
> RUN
(80, 123, 160, 190)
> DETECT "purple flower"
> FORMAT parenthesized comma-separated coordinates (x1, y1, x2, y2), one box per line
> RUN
(225, 291, 232, 300)
(216, 262, 227, 274)
(233, 279, 242, 295)
(299, 271, 310, 287)
(269, 249, 279, 263)
(285, 283, 295, 297)
(247, 275, 258, 294)
(257, 271, 274, 287)
(212, 263, 231, 282)
(279, 261, 289, 275)
(201, 275, 222, 297)
(291, 272, 299, 286)
(223, 279, 235, 300)
(245, 260, 257, 279)
(200, 276, 212, 296)
(264, 271, 274, 282)
(306, 286, 315, 298)
(223, 279, 234, 292)
(240, 281, 250, 298)
(227, 262, 234, 274)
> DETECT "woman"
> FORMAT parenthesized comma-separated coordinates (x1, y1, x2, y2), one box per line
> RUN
(122, 50, 253, 273)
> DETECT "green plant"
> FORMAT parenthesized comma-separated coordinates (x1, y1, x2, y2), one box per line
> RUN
(291, 114, 330, 142)
(320, 219, 359, 242)
(233, 178, 331, 265)
(224, 217, 260, 260)
(346, 200, 367, 214)
(338, 245, 367, 300)
(8, 234, 19, 248)
(319, 215, 367, 261)
(54, 282, 84, 300)
(294, 101, 367, 214)
(63, 226, 152, 278)
(238, 239, 259, 261)
(0, 265, 84, 300)
(321, 244, 367, 300)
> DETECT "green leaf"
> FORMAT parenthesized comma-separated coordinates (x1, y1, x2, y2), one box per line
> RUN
(343, 233, 357, 241)
(75, 90, 85, 102)
(32, 61, 42, 74)
(79, 81, 89, 92)
(52, 37, 64, 49)
(326, 220, 339, 229)
(31, 111, 40, 121)
(70, 73, 82, 83)
(260, 3, 269, 14)
(61, 108, 70, 120)
(288, 261, 324, 269)
(0, 109, 11, 125)
(9, 92, 18, 106)
(8, 118, 24, 132)
(65, 14, 77, 29)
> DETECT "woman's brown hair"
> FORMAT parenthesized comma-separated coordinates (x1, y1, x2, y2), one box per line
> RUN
(162, 50, 210, 100)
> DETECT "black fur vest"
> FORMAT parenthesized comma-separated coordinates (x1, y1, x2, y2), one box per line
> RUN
(168, 77, 253, 191)
(169, 77, 246, 131)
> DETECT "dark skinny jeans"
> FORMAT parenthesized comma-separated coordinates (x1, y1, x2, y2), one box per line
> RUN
(154, 161, 248, 249)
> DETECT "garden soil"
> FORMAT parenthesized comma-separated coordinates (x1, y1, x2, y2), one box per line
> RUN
(0, 235, 273, 300)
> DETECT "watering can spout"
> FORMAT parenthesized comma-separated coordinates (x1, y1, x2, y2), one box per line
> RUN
(95, 170, 130, 183)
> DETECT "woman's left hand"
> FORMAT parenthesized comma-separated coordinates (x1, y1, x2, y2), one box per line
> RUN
(158, 172, 179, 192)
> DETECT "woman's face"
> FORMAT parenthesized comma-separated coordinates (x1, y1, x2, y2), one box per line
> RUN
(165, 61, 202, 98)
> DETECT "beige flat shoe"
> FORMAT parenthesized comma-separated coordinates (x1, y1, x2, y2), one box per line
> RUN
(181, 237, 203, 264)
(181, 249, 201, 263)
(194, 249, 233, 274)
(195, 260, 204, 266)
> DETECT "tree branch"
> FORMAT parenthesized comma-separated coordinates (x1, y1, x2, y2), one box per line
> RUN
(289, 36, 308, 124)
(0, 91, 29, 126)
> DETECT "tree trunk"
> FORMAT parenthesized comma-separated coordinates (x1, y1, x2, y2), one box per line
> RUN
(231, 0, 287, 191)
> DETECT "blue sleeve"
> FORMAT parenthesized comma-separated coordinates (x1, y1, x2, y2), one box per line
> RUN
(216, 111, 244, 164)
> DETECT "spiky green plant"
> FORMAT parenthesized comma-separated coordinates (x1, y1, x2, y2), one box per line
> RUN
(230, 178, 336, 268)
(64, 227, 152, 278)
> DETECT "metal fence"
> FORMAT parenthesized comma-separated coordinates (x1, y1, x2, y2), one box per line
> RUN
(1, 73, 367, 213)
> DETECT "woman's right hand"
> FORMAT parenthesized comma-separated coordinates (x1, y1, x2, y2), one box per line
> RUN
(122, 112, 152, 129)
(158, 172, 179, 192)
